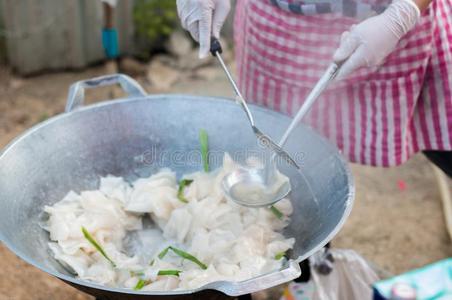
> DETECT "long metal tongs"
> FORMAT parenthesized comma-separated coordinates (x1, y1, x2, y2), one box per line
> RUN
(210, 37, 300, 169)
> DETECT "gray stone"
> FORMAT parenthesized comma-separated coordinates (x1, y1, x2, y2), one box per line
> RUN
(8, 78, 25, 90)
(166, 30, 194, 58)
(147, 57, 180, 90)
(192, 66, 221, 81)
(119, 57, 147, 76)
(177, 48, 215, 70)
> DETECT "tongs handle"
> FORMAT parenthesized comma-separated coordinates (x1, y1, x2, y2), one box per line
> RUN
(210, 37, 256, 127)
(210, 37, 223, 56)
(211, 37, 300, 169)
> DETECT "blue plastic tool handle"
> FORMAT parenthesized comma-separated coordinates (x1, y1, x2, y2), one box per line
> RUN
(102, 28, 119, 59)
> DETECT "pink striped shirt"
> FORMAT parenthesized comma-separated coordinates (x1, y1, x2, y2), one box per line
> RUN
(234, 0, 452, 166)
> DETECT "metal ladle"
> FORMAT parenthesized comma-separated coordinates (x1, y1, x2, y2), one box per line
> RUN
(211, 38, 341, 207)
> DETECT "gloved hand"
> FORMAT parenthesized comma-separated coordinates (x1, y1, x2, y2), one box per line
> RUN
(333, 0, 420, 79)
(177, 0, 231, 58)
(100, 0, 117, 6)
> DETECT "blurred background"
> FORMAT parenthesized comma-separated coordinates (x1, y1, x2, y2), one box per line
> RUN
(0, 0, 450, 299)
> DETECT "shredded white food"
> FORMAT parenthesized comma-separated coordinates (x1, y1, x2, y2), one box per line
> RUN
(43, 153, 295, 291)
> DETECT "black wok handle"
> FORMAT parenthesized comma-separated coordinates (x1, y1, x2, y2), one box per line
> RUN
(210, 37, 223, 56)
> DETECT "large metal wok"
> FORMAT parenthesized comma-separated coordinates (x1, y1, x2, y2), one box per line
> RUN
(0, 74, 354, 299)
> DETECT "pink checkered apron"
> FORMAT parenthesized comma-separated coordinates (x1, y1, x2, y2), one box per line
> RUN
(234, 0, 452, 166)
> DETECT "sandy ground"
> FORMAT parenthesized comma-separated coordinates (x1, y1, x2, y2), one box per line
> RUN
(0, 63, 450, 300)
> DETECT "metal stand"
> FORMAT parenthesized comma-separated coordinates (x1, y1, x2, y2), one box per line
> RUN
(295, 242, 332, 283)
(237, 294, 252, 300)
(95, 296, 252, 300)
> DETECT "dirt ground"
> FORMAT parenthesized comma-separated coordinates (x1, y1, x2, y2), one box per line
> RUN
(0, 63, 450, 300)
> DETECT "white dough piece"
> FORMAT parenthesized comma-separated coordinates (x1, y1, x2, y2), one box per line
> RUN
(99, 176, 132, 205)
(43, 153, 295, 291)
(163, 208, 192, 243)
(126, 169, 182, 220)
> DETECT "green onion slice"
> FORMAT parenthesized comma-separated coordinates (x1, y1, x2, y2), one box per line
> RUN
(270, 205, 284, 220)
(134, 279, 149, 290)
(199, 129, 209, 172)
(158, 247, 170, 259)
(275, 251, 286, 260)
(158, 246, 207, 270)
(130, 270, 145, 277)
(157, 269, 182, 276)
(81, 226, 116, 267)
(177, 179, 193, 203)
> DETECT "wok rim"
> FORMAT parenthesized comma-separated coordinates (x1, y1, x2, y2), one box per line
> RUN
(0, 94, 355, 296)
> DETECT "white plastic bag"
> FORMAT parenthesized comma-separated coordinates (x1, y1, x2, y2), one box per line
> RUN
(311, 249, 379, 300)
(282, 249, 380, 300)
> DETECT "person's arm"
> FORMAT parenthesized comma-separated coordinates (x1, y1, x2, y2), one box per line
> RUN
(413, 0, 433, 11)
(333, 0, 432, 79)
(176, 0, 231, 59)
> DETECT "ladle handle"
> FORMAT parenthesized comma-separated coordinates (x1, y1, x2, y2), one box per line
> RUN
(210, 37, 256, 127)
(278, 62, 342, 147)
(65, 74, 147, 112)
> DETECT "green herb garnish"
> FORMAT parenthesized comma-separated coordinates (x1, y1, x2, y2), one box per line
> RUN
(158, 246, 207, 270)
(131, 269, 181, 278)
(158, 269, 182, 276)
(132, 270, 182, 290)
(81, 226, 116, 267)
(199, 129, 209, 172)
(275, 251, 286, 260)
(270, 205, 284, 220)
(130, 270, 145, 277)
(134, 279, 149, 290)
(177, 179, 193, 203)
(158, 247, 170, 259)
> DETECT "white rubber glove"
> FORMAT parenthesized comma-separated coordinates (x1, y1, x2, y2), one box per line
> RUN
(101, 0, 117, 6)
(177, 0, 231, 58)
(333, 0, 420, 79)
